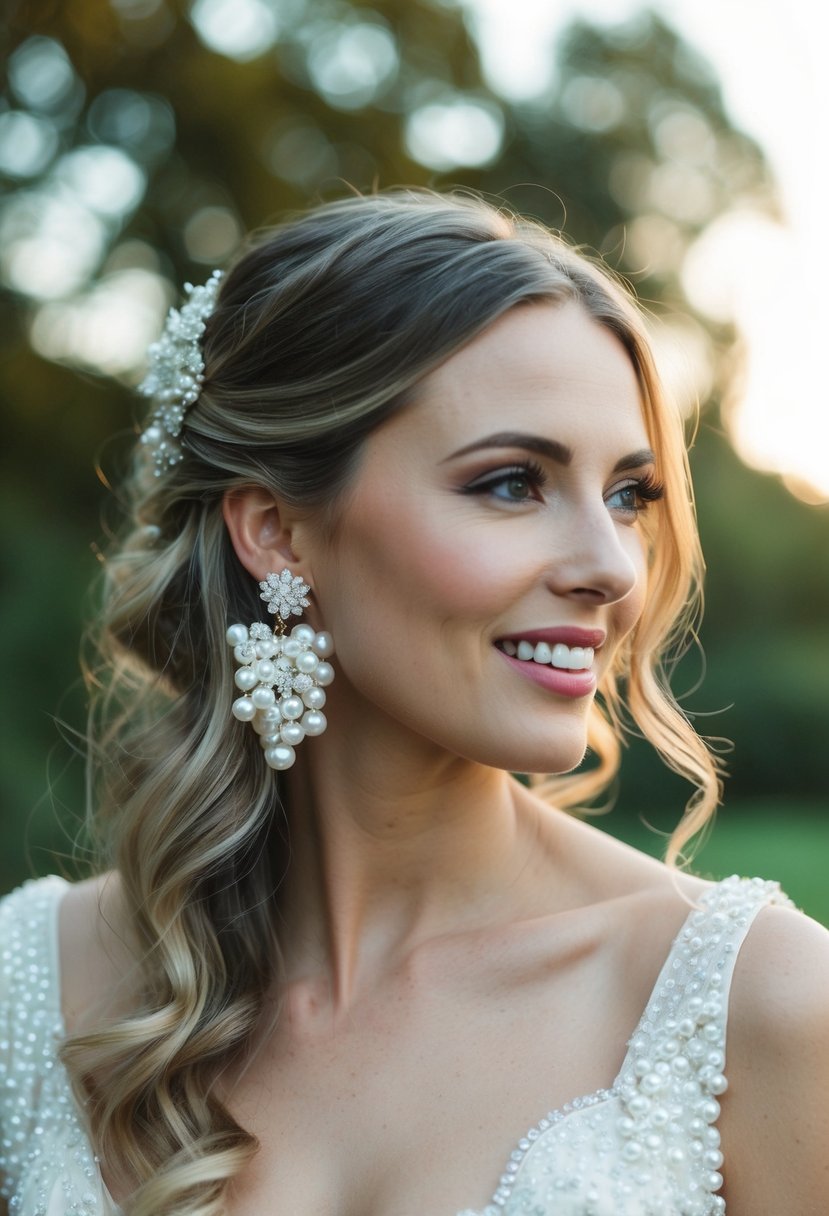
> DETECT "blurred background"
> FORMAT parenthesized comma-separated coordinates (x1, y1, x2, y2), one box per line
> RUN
(1, 0, 827, 919)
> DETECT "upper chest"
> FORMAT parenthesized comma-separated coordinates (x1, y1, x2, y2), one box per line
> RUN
(219, 897, 687, 1216)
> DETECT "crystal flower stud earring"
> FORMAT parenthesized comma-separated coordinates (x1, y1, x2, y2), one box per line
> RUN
(226, 569, 335, 771)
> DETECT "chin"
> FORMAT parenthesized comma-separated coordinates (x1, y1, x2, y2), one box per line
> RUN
(466, 726, 590, 777)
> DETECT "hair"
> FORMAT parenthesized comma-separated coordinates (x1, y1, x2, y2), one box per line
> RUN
(63, 188, 722, 1215)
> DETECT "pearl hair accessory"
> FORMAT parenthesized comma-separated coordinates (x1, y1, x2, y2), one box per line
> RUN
(227, 568, 335, 771)
(139, 269, 223, 476)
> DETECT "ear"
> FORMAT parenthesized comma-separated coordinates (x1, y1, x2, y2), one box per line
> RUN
(222, 486, 302, 582)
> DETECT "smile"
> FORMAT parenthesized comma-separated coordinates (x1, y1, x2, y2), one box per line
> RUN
(495, 639, 595, 671)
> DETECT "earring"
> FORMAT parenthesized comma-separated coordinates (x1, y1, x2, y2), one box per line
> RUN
(226, 569, 335, 771)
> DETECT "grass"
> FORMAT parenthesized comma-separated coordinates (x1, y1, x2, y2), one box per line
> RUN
(603, 800, 829, 926)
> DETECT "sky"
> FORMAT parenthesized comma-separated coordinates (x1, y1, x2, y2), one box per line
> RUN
(465, 0, 829, 503)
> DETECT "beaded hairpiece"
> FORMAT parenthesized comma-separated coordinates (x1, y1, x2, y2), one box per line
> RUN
(139, 268, 223, 476)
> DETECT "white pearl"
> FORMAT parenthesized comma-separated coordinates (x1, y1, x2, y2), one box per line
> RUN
(255, 639, 276, 659)
(301, 710, 327, 736)
(234, 643, 254, 664)
(295, 650, 319, 674)
(707, 1074, 728, 1095)
(280, 721, 305, 745)
(231, 697, 256, 721)
(260, 732, 281, 748)
(302, 686, 326, 710)
(264, 744, 296, 770)
(234, 667, 257, 691)
(259, 706, 282, 726)
(226, 624, 249, 646)
(280, 696, 304, 720)
(252, 686, 276, 709)
(256, 659, 276, 682)
(282, 639, 301, 658)
(291, 623, 316, 644)
(315, 661, 335, 686)
(312, 631, 334, 657)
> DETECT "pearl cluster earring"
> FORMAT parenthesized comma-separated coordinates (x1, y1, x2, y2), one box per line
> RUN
(227, 569, 334, 771)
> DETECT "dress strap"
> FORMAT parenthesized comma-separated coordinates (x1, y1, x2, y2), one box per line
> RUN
(0, 876, 70, 1200)
(615, 875, 795, 1216)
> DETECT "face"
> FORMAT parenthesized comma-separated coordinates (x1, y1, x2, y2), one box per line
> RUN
(308, 301, 659, 776)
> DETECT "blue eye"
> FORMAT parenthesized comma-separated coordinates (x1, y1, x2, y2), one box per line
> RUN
(606, 476, 665, 516)
(462, 461, 548, 503)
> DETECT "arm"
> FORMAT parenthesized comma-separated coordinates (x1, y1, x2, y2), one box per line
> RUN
(719, 904, 829, 1215)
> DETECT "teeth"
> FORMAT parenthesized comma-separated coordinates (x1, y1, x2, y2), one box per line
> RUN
(499, 640, 595, 671)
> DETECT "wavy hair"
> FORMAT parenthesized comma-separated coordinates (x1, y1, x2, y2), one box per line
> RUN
(62, 189, 722, 1214)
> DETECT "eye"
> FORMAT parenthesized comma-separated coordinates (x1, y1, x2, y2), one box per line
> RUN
(461, 461, 548, 503)
(605, 474, 665, 517)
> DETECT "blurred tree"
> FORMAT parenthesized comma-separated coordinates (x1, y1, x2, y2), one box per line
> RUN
(1, 1, 826, 901)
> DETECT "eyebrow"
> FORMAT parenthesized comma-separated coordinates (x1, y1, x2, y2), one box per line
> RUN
(443, 430, 656, 474)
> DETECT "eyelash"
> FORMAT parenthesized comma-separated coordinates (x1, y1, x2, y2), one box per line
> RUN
(607, 472, 665, 515)
(462, 462, 665, 515)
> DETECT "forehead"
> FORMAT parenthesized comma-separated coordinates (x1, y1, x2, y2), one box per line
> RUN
(400, 300, 649, 458)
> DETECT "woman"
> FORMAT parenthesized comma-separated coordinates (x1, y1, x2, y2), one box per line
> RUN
(0, 190, 826, 1216)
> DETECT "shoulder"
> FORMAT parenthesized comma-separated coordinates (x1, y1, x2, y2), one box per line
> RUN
(721, 901, 829, 1215)
(58, 871, 141, 1034)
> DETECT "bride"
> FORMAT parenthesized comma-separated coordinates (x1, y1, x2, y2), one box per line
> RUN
(1, 190, 826, 1216)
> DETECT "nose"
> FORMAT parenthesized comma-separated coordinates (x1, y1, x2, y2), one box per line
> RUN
(545, 502, 641, 606)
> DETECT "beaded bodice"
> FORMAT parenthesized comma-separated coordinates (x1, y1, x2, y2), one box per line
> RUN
(0, 874, 793, 1216)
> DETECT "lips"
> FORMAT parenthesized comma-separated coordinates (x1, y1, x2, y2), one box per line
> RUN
(493, 628, 606, 698)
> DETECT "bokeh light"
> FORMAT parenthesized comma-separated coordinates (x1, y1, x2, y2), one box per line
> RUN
(306, 19, 399, 110)
(405, 95, 504, 171)
(189, 0, 279, 61)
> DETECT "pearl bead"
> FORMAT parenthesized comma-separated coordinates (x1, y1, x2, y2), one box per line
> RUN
(260, 706, 282, 726)
(255, 659, 275, 682)
(312, 631, 334, 657)
(226, 623, 249, 646)
(291, 623, 316, 644)
(295, 650, 319, 674)
(302, 686, 326, 710)
(280, 721, 305, 746)
(231, 697, 256, 721)
(234, 668, 257, 691)
(301, 710, 327, 736)
(280, 696, 304, 720)
(260, 732, 281, 748)
(315, 661, 335, 686)
(252, 687, 276, 709)
(707, 1074, 728, 1095)
(255, 639, 276, 659)
(264, 744, 296, 770)
(282, 639, 301, 658)
(234, 642, 255, 664)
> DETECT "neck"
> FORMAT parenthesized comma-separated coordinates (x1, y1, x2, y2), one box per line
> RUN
(273, 716, 545, 1007)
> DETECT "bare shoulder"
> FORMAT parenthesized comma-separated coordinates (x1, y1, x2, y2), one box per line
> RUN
(721, 902, 829, 1215)
(58, 871, 141, 1032)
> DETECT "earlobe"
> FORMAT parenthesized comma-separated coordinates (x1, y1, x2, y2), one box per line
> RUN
(222, 487, 299, 581)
